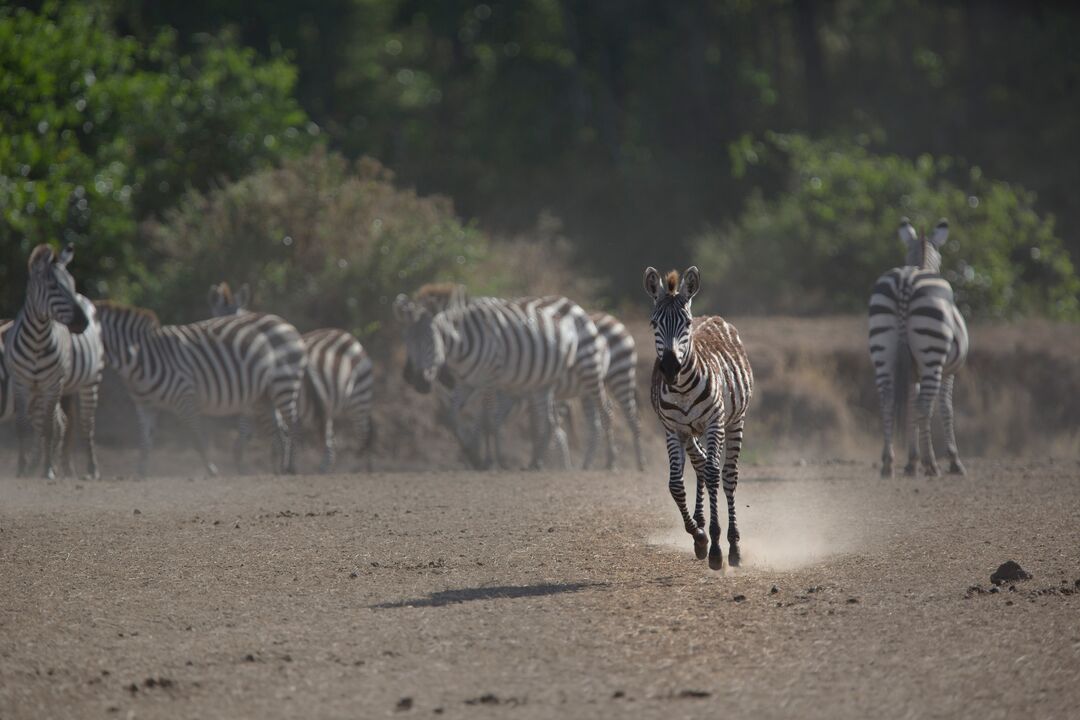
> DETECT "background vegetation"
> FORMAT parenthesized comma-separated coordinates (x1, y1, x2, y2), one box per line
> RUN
(3, 0, 1079, 337)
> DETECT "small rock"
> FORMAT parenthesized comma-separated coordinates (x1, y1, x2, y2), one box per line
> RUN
(1005, 600, 1014, 606)
(769, 585, 779, 595)
(244, 654, 256, 662)
(234, 522, 240, 529)
(126, 683, 139, 693)
(396, 697, 413, 711)
(133, 509, 141, 515)
(678, 689, 712, 699)
(846, 597, 859, 604)
(433, 708, 444, 715)
(990, 560, 1031, 585)
(733, 594, 746, 602)
(350, 572, 358, 578)
(612, 690, 625, 699)
(988, 586, 1000, 594)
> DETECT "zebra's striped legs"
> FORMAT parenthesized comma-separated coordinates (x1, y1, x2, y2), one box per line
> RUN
(875, 376, 895, 478)
(318, 416, 336, 474)
(14, 385, 33, 477)
(701, 423, 726, 571)
(915, 370, 942, 476)
(580, 386, 616, 471)
(722, 420, 744, 567)
(938, 375, 965, 475)
(684, 438, 709, 556)
(59, 395, 78, 477)
(903, 383, 919, 476)
(134, 402, 157, 477)
(667, 431, 708, 560)
(620, 390, 646, 472)
(36, 390, 62, 480)
(78, 385, 100, 480)
(527, 390, 558, 470)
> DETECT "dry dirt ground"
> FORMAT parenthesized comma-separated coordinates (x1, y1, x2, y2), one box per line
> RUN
(2, 457, 1079, 719)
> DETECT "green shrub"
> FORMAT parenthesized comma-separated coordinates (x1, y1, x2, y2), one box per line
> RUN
(697, 134, 1079, 319)
(140, 148, 482, 338)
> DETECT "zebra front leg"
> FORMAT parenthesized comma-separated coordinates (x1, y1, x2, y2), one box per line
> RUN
(175, 397, 218, 477)
(319, 416, 336, 474)
(685, 437, 710, 560)
(915, 370, 942, 476)
(703, 423, 726, 571)
(14, 386, 33, 477)
(938, 374, 965, 475)
(78, 385, 100, 480)
(134, 403, 157, 477)
(722, 420, 745, 567)
(527, 390, 557, 471)
(58, 395, 77, 478)
(38, 391, 63, 480)
(621, 391, 646, 472)
(666, 432, 707, 559)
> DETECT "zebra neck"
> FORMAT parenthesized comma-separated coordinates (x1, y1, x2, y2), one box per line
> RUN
(16, 304, 56, 339)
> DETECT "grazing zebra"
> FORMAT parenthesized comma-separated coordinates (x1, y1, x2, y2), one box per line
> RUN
(208, 282, 375, 472)
(94, 301, 307, 476)
(644, 266, 753, 570)
(395, 293, 614, 470)
(868, 218, 968, 477)
(403, 285, 640, 470)
(5, 244, 104, 480)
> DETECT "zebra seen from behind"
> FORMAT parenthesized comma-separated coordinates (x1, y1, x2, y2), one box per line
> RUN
(208, 282, 375, 472)
(5, 244, 103, 479)
(644, 266, 754, 570)
(94, 301, 307, 476)
(869, 218, 968, 477)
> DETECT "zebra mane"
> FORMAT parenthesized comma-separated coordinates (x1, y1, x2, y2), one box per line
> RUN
(94, 300, 162, 330)
(416, 282, 468, 312)
(28, 244, 54, 268)
(665, 270, 679, 294)
(215, 282, 235, 304)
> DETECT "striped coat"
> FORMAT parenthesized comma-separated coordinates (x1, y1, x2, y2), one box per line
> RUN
(644, 266, 753, 570)
(94, 302, 307, 476)
(207, 282, 375, 472)
(5, 244, 102, 479)
(868, 218, 968, 477)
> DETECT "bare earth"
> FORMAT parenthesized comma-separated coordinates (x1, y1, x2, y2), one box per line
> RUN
(2, 458, 1079, 719)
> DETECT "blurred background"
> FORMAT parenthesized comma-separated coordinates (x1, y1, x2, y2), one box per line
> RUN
(2, 0, 1078, 466)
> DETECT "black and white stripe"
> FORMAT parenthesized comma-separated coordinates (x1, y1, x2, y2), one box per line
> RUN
(868, 218, 968, 477)
(4, 244, 102, 480)
(207, 283, 375, 472)
(589, 311, 645, 471)
(644, 266, 754, 570)
(395, 293, 613, 470)
(94, 301, 307, 476)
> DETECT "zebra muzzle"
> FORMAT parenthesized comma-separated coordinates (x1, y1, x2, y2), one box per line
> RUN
(660, 350, 680, 383)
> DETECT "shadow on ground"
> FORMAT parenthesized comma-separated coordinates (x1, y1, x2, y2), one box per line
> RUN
(372, 582, 605, 609)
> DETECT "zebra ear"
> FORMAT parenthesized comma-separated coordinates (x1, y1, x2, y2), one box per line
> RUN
(393, 294, 415, 322)
(680, 266, 700, 301)
(57, 243, 75, 268)
(897, 217, 917, 248)
(643, 267, 663, 301)
(929, 219, 949, 248)
(207, 284, 222, 310)
(236, 283, 251, 310)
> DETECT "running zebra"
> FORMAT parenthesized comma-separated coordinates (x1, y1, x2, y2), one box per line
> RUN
(94, 301, 307, 476)
(5, 244, 104, 480)
(208, 282, 375, 472)
(644, 266, 753, 570)
(395, 293, 614, 470)
(868, 218, 968, 477)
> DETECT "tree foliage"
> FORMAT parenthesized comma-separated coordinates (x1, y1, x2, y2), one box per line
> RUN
(696, 135, 1079, 319)
(0, 1, 311, 310)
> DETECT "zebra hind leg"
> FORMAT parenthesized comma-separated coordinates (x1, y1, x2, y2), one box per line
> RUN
(915, 372, 942, 477)
(875, 377, 895, 478)
(938, 375, 966, 475)
(722, 420, 745, 567)
(78, 385, 100, 480)
(903, 382, 919, 476)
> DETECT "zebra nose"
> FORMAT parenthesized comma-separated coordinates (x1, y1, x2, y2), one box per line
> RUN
(67, 312, 89, 335)
(660, 349, 680, 381)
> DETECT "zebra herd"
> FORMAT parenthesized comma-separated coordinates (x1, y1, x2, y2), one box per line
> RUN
(2, 216, 968, 571)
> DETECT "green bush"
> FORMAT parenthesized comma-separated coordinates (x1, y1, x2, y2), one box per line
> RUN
(0, 1, 311, 311)
(139, 148, 487, 339)
(697, 134, 1080, 319)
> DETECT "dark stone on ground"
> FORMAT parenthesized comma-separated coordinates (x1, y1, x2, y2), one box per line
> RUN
(990, 560, 1031, 585)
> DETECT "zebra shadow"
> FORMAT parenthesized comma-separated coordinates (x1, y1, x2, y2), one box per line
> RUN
(371, 581, 605, 609)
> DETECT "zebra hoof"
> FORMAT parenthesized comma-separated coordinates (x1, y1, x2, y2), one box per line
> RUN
(903, 464, 917, 477)
(923, 463, 940, 478)
(43, 467, 56, 481)
(692, 530, 708, 560)
(708, 546, 724, 571)
(879, 464, 892, 479)
(728, 544, 741, 568)
(82, 471, 100, 482)
(948, 461, 967, 476)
